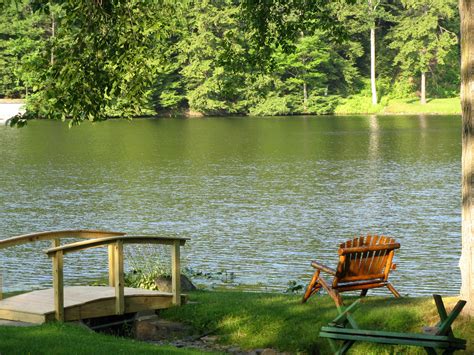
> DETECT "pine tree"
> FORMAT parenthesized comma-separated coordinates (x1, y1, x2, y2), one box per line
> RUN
(388, 0, 457, 104)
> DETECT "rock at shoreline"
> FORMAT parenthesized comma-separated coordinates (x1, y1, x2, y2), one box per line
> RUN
(154, 274, 197, 293)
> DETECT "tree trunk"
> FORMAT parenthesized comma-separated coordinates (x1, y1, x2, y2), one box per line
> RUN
(303, 82, 308, 113)
(460, 0, 474, 316)
(420, 72, 426, 104)
(50, 13, 55, 66)
(370, 27, 377, 105)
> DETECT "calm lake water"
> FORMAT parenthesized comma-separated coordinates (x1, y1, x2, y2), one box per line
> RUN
(0, 115, 461, 296)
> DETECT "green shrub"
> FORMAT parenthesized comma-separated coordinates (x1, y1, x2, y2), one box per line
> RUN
(249, 95, 291, 116)
(124, 245, 172, 290)
(306, 95, 340, 114)
(334, 95, 383, 114)
(125, 265, 170, 290)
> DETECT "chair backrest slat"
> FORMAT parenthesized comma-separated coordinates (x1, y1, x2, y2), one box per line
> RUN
(336, 235, 399, 283)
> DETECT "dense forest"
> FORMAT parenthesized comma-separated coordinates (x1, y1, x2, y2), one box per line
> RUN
(0, 0, 459, 117)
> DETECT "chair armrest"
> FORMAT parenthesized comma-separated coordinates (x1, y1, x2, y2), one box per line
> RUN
(311, 261, 337, 276)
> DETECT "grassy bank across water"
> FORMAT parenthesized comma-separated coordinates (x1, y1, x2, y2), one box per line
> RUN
(0, 291, 472, 354)
(1, 97, 461, 119)
(334, 97, 461, 115)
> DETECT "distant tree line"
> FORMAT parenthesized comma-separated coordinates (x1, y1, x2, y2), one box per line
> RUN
(0, 0, 459, 118)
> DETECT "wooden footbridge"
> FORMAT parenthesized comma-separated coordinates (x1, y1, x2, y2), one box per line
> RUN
(0, 230, 189, 323)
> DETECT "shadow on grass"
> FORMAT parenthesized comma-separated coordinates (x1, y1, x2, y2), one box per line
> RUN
(161, 291, 443, 354)
(0, 322, 202, 354)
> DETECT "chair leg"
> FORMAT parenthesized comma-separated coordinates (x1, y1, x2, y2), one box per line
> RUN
(302, 270, 321, 303)
(360, 289, 368, 297)
(318, 276, 343, 307)
(386, 282, 401, 298)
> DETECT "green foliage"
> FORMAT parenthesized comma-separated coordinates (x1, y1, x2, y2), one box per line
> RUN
(249, 95, 291, 116)
(388, 0, 458, 90)
(124, 245, 172, 290)
(125, 266, 168, 291)
(306, 95, 341, 115)
(0, 0, 461, 121)
(335, 95, 383, 114)
(377, 77, 417, 99)
(0, 0, 50, 98)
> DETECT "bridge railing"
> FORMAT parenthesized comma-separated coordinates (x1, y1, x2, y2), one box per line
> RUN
(0, 230, 126, 300)
(45, 235, 189, 321)
(0, 230, 126, 250)
(0, 230, 189, 321)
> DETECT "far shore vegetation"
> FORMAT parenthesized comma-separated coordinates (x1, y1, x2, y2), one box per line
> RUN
(0, 1, 459, 123)
(0, 97, 461, 117)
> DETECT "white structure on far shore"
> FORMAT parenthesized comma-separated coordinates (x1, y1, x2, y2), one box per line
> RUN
(0, 103, 25, 124)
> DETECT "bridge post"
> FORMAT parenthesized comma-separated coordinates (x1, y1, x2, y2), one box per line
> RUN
(52, 250, 64, 321)
(171, 240, 181, 306)
(108, 244, 115, 287)
(114, 240, 124, 314)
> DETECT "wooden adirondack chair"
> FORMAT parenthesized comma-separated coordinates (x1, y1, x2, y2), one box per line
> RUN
(302, 235, 401, 306)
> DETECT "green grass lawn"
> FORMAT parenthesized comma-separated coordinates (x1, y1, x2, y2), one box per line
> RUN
(0, 291, 471, 354)
(160, 291, 474, 354)
(334, 97, 461, 115)
(383, 98, 461, 114)
(0, 322, 206, 354)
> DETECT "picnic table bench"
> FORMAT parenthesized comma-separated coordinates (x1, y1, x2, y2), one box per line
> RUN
(319, 295, 466, 354)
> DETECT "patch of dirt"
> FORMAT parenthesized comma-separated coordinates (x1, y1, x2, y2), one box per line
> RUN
(134, 314, 292, 354)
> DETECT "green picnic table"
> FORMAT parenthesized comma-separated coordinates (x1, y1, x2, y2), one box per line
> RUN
(319, 295, 467, 354)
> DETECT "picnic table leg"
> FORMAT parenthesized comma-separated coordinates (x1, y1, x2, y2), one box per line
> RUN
(423, 347, 437, 355)
(327, 338, 339, 354)
(326, 338, 355, 355)
(433, 295, 466, 336)
(433, 295, 454, 337)
(329, 299, 361, 328)
(339, 340, 355, 355)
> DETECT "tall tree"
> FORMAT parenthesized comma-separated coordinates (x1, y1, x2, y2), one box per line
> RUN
(460, 0, 474, 315)
(7, 0, 181, 126)
(369, 0, 378, 105)
(179, 0, 249, 115)
(0, 0, 50, 98)
(266, 30, 362, 113)
(334, 0, 392, 105)
(388, 0, 457, 104)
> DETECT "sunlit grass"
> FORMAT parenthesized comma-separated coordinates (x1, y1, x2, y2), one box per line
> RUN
(384, 98, 461, 114)
(334, 96, 460, 115)
(161, 291, 474, 354)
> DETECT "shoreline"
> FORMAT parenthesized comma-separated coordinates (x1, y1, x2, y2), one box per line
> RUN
(0, 97, 460, 121)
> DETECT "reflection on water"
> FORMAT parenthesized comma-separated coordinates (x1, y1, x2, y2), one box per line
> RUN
(0, 115, 461, 296)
